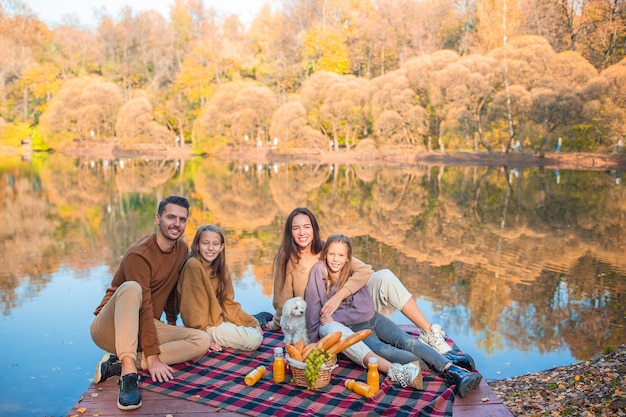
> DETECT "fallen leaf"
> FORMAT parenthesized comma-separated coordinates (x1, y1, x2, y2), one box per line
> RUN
(90, 393, 99, 398)
(76, 407, 87, 414)
(482, 397, 489, 402)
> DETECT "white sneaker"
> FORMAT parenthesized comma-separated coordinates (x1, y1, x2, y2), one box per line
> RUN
(418, 324, 452, 354)
(388, 361, 423, 390)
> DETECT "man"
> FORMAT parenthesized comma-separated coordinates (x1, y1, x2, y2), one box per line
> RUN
(90, 195, 210, 410)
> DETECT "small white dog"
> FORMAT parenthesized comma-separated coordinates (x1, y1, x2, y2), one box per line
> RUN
(280, 296, 309, 345)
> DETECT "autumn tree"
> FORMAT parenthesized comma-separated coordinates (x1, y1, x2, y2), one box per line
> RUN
(401, 0, 466, 54)
(488, 84, 532, 149)
(170, 0, 212, 70)
(441, 53, 499, 151)
(231, 85, 278, 146)
(404, 50, 461, 150)
(595, 58, 626, 145)
(547, 50, 599, 88)
(576, 0, 626, 69)
(341, 0, 393, 77)
(529, 78, 583, 153)
(302, 25, 351, 74)
(20, 62, 61, 122)
(489, 36, 556, 89)
(472, 0, 522, 53)
(0, 2, 50, 112)
(51, 25, 100, 77)
(96, 8, 174, 96)
(116, 94, 172, 146)
(194, 81, 278, 152)
(370, 69, 428, 148)
(38, 77, 124, 148)
(0, 37, 31, 110)
(300, 70, 370, 150)
(270, 101, 311, 148)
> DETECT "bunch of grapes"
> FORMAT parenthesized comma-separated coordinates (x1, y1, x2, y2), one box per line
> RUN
(303, 348, 329, 389)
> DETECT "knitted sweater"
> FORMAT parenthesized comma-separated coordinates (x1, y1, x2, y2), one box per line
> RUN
(271, 254, 375, 329)
(305, 261, 375, 342)
(94, 233, 187, 357)
(177, 257, 259, 331)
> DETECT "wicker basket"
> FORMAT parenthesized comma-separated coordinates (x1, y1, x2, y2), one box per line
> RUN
(286, 353, 337, 389)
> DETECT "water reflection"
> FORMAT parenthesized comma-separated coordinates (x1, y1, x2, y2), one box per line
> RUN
(0, 153, 625, 416)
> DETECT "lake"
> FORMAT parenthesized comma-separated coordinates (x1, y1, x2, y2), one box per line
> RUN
(0, 152, 624, 417)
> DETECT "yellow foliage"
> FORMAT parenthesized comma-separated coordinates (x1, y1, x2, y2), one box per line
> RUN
(302, 26, 350, 75)
(22, 63, 61, 102)
(0, 122, 32, 146)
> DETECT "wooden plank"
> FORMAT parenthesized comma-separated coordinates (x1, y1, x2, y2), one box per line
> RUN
(452, 379, 513, 416)
(66, 377, 243, 417)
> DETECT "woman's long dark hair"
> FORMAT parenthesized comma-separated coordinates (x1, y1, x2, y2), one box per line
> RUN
(188, 224, 229, 307)
(274, 207, 324, 289)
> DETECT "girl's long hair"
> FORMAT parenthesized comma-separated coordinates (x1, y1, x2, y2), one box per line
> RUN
(321, 233, 353, 297)
(274, 207, 324, 289)
(188, 224, 230, 307)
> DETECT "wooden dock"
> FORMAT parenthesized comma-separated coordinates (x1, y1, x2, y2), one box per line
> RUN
(67, 376, 513, 417)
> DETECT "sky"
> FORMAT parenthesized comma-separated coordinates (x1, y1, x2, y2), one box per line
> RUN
(23, 0, 273, 27)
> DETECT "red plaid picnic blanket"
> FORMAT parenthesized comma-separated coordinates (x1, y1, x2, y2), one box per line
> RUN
(140, 327, 455, 417)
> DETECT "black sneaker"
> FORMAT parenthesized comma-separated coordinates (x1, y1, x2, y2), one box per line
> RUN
(253, 312, 273, 328)
(443, 364, 482, 398)
(94, 352, 121, 384)
(443, 351, 476, 372)
(117, 373, 142, 410)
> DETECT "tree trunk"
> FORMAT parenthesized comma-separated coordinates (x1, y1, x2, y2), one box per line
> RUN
(502, 0, 515, 151)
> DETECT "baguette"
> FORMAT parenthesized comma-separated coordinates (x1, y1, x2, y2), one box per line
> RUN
(294, 338, 305, 357)
(285, 343, 303, 361)
(315, 331, 342, 351)
(301, 343, 317, 361)
(326, 329, 373, 355)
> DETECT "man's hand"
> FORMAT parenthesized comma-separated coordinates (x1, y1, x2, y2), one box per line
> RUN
(146, 354, 176, 383)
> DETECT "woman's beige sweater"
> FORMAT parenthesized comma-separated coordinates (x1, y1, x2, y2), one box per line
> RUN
(271, 255, 374, 329)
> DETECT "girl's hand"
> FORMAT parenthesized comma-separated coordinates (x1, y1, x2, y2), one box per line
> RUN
(208, 341, 223, 352)
(320, 314, 334, 325)
(321, 293, 343, 316)
(255, 325, 264, 336)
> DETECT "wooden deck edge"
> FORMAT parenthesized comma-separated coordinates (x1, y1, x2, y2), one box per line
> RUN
(67, 376, 513, 417)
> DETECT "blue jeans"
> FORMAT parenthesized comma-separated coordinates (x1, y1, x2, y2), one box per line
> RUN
(350, 312, 450, 372)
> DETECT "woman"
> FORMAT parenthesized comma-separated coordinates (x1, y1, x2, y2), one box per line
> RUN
(271, 207, 453, 354)
(178, 224, 265, 351)
(305, 234, 482, 398)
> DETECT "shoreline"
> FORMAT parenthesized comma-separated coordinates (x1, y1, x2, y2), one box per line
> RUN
(488, 344, 626, 416)
(5, 144, 625, 170)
